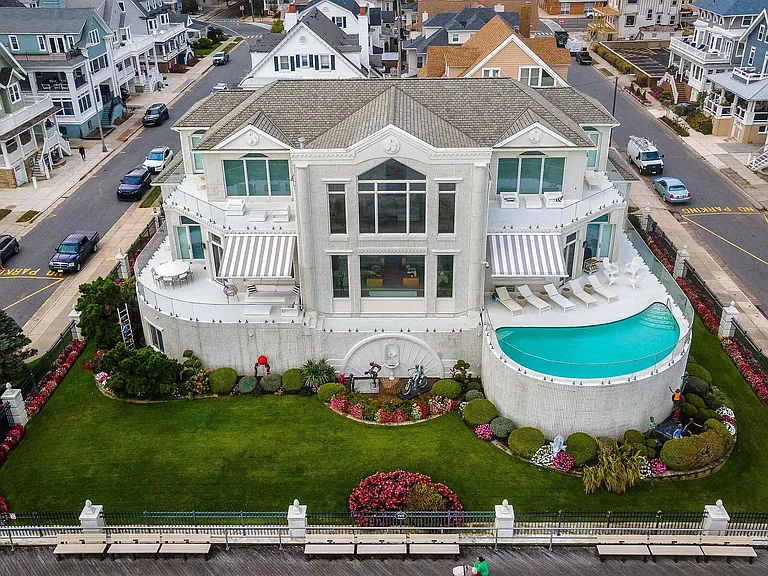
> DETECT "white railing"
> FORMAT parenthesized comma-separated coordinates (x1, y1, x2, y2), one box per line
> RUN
(670, 37, 730, 63)
(732, 66, 768, 84)
(0, 95, 55, 136)
(165, 188, 227, 227)
(703, 97, 732, 118)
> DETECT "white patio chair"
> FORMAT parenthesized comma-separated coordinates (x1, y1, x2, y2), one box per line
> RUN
(626, 273, 645, 290)
(544, 284, 575, 312)
(588, 275, 619, 303)
(495, 286, 524, 317)
(602, 257, 619, 286)
(624, 256, 644, 278)
(518, 284, 551, 314)
(567, 279, 598, 308)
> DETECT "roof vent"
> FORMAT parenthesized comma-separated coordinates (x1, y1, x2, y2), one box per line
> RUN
(298, 136, 306, 149)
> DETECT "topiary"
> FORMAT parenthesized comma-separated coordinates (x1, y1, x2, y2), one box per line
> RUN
(209, 367, 237, 395)
(465, 390, 484, 401)
(431, 379, 462, 399)
(645, 446, 657, 459)
(698, 407, 712, 420)
(706, 409, 722, 421)
(623, 429, 644, 446)
(705, 418, 734, 451)
(466, 381, 482, 392)
(282, 368, 304, 393)
(686, 376, 711, 395)
(566, 432, 598, 466)
(260, 373, 282, 393)
(660, 429, 727, 471)
(686, 364, 712, 384)
(686, 393, 705, 409)
(705, 387, 734, 410)
(238, 376, 257, 394)
(490, 417, 515, 439)
(508, 427, 546, 459)
(683, 402, 698, 418)
(644, 438, 658, 448)
(462, 398, 497, 426)
(318, 383, 346, 403)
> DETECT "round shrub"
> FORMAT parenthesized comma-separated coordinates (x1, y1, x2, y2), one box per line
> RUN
(565, 432, 598, 466)
(209, 367, 237, 395)
(706, 409, 722, 421)
(683, 402, 698, 418)
(431, 379, 462, 399)
(260, 373, 282, 393)
(465, 390, 484, 401)
(705, 418, 735, 451)
(282, 368, 304, 393)
(706, 387, 734, 410)
(698, 407, 712, 420)
(318, 383, 346, 403)
(466, 381, 483, 392)
(686, 364, 712, 384)
(686, 393, 705, 409)
(644, 438, 658, 448)
(508, 427, 545, 459)
(490, 417, 515, 439)
(238, 376, 257, 394)
(660, 429, 727, 471)
(623, 429, 644, 446)
(686, 376, 711, 395)
(462, 398, 497, 426)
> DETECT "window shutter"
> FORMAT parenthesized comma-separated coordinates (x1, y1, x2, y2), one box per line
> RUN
(274, 55, 279, 71)
(343, 16, 347, 27)
(331, 54, 336, 70)
(314, 55, 319, 70)
(290, 56, 295, 71)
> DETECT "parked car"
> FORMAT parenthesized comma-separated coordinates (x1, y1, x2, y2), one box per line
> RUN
(212, 51, 230, 65)
(49, 231, 99, 273)
(653, 177, 691, 203)
(117, 166, 153, 201)
(575, 50, 593, 65)
(210, 82, 229, 94)
(143, 146, 174, 173)
(142, 103, 169, 126)
(0, 234, 20, 267)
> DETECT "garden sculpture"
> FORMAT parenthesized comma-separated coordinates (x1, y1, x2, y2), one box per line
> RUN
(365, 362, 381, 386)
(254, 355, 270, 377)
(551, 435, 566, 456)
(399, 365, 429, 400)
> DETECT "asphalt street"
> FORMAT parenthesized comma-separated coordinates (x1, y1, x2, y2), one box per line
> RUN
(0, 42, 252, 326)
(569, 62, 768, 311)
(541, 17, 590, 32)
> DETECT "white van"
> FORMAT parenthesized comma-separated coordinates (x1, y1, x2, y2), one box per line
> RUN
(627, 135, 664, 175)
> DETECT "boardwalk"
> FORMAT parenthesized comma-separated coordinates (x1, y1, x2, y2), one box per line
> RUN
(1, 545, 764, 575)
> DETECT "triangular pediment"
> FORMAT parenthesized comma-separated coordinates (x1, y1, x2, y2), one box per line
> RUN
(213, 121, 291, 151)
(495, 121, 575, 148)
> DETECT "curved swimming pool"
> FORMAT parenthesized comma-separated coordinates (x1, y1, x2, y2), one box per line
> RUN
(495, 303, 681, 379)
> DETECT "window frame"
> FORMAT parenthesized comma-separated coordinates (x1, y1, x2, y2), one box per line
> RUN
(759, 25, 765, 42)
(279, 55, 290, 71)
(482, 67, 501, 77)
(88, 29, 100, 45)
(8, 36, 19, 51)
(749, 46, 756, 66)
(436, 254, 454, 298)
(147, 322, 164, 352)
(222, 157, 292, 197)
(437, 182, 456, 235)
(626, 14, 635, 26)
(77, 93, 92, 114)
(327, 183, 347, 235)
(330, 255, 350, 298)
(320, 54, 331, 70)
(36, 35, 47, 52)
(190, 131, 205, 173)
(496, 156, 566, 195)
(451, 32, 460, 42)
(357, 181, 426, 235)
(8, 83, 21, 105)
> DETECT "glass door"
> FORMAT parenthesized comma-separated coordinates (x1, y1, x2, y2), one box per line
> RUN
(598, 223, 613, 258)
(176, 216, 204, 260)
(585, 216, 613, 262)
(210, 233, 224, 280)
(563, 232, 578, 277)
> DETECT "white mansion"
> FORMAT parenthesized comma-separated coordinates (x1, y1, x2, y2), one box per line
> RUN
(140, 78, 692, 437)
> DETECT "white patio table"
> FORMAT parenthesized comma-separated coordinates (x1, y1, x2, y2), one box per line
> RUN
(154, 261, 191, 287)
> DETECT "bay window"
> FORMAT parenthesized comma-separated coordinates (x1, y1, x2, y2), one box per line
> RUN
(223, 155, 291, 196)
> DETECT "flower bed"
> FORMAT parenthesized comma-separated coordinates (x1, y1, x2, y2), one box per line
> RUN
(721, 338, 768, 402)
(326, 390, 456, 425)
(24, 339, 85, 419)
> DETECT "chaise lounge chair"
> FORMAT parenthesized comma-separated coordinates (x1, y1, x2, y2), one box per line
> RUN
(496, 286, 524, 316)
(568, 279, 598, 308)
(588, 275, 619, 303)
(518, 285, 551, 314)
(543, 284, 575, 312)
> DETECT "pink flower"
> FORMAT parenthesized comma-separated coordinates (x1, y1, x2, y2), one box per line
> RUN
(329, 394, 349, 413)
(554, 451, 574, 471)
(475, 424, 492, 441)
(650, 458, 667, 475)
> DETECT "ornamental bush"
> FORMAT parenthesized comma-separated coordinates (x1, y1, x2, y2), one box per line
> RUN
(660, 429, 728, 471)
(209, 367, 238, 395)
(259, 373, 282, 393)
(466, 381, 483, 392)
(103, 345, 180, 399)
(238, 376, 257, 394)
(318, 383, 346, 403)
(683, 402, 698, 418)
(686, 363, 712, 384)
(462, 398, 497, 426)
(706, 409, 722, 421)
(431, 379, 462, 399)
(490, 417, 515, 439)
(405, 483, 445, 511)
(623, 429, 644, 446)
(705, 418, 735, 451)
(686, 376, 711, 395)
(566, 432, 598, 466)
(282, 368, 304, 393)
(508, 427, 545, 459)
(465, 390, 484, 401)
(686, 393, 705, 409)
(705, 387, 734, 410)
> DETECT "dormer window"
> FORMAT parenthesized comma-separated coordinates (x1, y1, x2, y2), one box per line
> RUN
(148, 19, 157, 31)
(37, 36, 46, 51)
(8, 36, 19, 51)
(332, 16, 346, 27)
(451, 32, 460, 42)
(8, 83, 21, 105)
(160, 13, 168, 24)
(88, 29, 99, 45)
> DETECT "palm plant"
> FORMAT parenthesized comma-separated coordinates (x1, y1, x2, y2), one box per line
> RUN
(301, 358, 337, 390)
(583, 440, 643, 495)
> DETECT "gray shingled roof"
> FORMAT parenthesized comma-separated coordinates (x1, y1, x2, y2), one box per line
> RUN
(301, 7, 361, 53)
(306, 0, 360, 16)
(423, 7, 519, 30)
(183, 78, 616, 152)
(0, 0, 25, 7)
(0, 7, 93, 34)
(174, 89, 254, 128)
(693, 0, 766, 16)
(249, 33, 284, 52)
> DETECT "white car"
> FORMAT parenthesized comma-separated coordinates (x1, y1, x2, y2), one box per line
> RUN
(142, 146, 174, 173)
(211, 82, 228, 94)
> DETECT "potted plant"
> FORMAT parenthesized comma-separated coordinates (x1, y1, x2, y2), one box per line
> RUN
(561, 286, 572, 297)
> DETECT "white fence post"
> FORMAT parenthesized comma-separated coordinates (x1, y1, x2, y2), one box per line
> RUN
(115, 249, 129, 279)
(719, 301, 739, 338)
(703, 500, 730, 535)
(1, 384, 28, 427)
(641, 203, 652, 230)
(79, 500, 105, 534)
(68, 306, 82, 340)
(494, 499, 515, 541)
(287, 499, 307, 540)
(673, 244, 689, 278)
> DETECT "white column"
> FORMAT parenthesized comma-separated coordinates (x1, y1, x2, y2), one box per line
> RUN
(287, 499, 307, 540)
(641, 202, 652, 230)
(468, 161, 489, 314)
(115, 249, 129, 279)
(702, 499, 730, 535)
(673, 244, 689, 278)
(494, 499, 515, 541)
(68, 306, 82, 340)
(718, 301, 739, 338)
(1, 385, 28, 426)
(79, 500, 105, 534)
(293, 163, 315, 314)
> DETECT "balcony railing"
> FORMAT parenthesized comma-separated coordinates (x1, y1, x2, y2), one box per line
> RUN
(0, 95, 56, 137)
(14, 48, 83, 62)
(732, 66, 768, 85)
(670, 37, 730, 63)
(704, 98, 732, 118)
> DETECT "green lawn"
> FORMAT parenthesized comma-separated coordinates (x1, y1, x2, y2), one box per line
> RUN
(139, 186, 162, 208)
(0, 317, 766, 512)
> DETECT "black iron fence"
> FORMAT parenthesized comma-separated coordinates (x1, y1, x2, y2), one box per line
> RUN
(108, 213, 165, 280)
(307, 510, 495, 527)
(515, 510, 705, 534)
(12, 319, 75, 401)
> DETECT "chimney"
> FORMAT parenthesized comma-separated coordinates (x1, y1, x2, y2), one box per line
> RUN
(359, 5, 370, 70)
(494, 3, 504, 11)
(285, 3, 298, 31)
(519, 3, 531, 38)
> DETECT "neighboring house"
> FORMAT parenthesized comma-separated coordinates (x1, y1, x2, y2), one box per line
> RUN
(588, 0, 681, 39)
(538, 0, 602, 16)
(667, 0, 765, 103)
(186, 19, 210, 43)
(411, 0, 541, 34)
(0, 41, 70, 187)
(239, 6, 378, 88)
(137, 77, 690, 439)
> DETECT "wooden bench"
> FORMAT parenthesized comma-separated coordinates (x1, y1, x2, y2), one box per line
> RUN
(700, 535, 754, 546)
(107, 534, 161, 559)
(356, 534, 407, 555)
(53, 534, 108, 561)
(408, 533, 460, 555)
(649, 544, 704, 562)
(596, 544, 651, 562)
(356, 543, 408, 555)
(701, 545, 758, 564)
(158, 534, 211, 560)
(597, 535, 649, 544)
(649, 535, 701, 545)
(304, 534, 355, 556)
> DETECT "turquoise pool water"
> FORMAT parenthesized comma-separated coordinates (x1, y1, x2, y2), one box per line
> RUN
(495, 303, 680, 379)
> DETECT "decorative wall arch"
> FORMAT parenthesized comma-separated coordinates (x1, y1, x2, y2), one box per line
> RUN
(341, 334, 445, 379)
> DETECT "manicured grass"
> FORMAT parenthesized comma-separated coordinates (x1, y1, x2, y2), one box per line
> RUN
(222, 40, 240, 53)
(15, 210, 39, 223)
(139, 186, 162, 208)
(0, 317, 765, 512)
(0, 208, 11, 221)
(194, 41, 222, 57)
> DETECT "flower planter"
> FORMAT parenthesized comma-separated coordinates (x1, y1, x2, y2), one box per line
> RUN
(561, 287, 572, 297)
(584, 284, 594, 294)
(515, 295, 527, 306)
(539, 291, 549, 301)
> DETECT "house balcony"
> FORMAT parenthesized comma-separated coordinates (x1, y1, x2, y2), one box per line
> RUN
(732, 67, 768, 85)
(670, 37, 730, 64)
(112, 35, 157, 60)
(703, 96, 732, 118)
(0, 95, 57, 139)
(14, 48, 83, 62)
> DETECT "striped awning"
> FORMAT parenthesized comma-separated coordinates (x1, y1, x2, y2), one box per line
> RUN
(219, 234, 296, 279)
(489, 233, 567, 278)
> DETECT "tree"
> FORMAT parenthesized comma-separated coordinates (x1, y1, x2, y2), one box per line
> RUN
(270, 18, 284, 33)
(75, 276, 136, 349)
(104, 345, 181, 399)
(0, 308, 36, 383)
(182, 0, 198, 12)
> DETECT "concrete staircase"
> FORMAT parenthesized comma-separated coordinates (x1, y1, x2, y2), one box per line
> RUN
(675, 80, 689, 103)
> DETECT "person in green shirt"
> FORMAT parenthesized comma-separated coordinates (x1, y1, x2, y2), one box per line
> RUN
(647, 416, 656, 438)
(473, 556, 489, 576)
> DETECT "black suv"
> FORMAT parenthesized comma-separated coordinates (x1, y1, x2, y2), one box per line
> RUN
(117, 166, 152, 201)
(575, 50, 593, 65)
(142, 103, 169, 126)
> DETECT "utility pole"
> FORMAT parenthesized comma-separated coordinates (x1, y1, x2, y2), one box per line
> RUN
(395, 0, 402, 77)
(612, 75, 618, 116)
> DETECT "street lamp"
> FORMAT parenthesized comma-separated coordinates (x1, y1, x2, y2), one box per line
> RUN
(612, 72, 636, 116)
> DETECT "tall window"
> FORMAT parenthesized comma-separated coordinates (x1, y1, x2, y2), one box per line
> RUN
(191, 131, 204, 172)
(437, 255, 454, 298)
(360, 255, 425, 298)
(176, 216, 204, 259)
(148, 323, 164, 351)
(88, 29, 99, 45)
(77, 93, 92, 114)
(586, 130, 600, 168)
(8, 36, 19, 51)
(223, 156, 291, 196)
(496, 156, 565, 195)
(328, 184, 347, 234)
(357, 159, 426, 234)
(438, 183, 456, 234)
(759, 25, 765, 42)
(749, 46, 756, 66)
(37, 36, 47, 51)
(8, 83, 21, 105)
(331, 255, 349, 298)
(519, 67, 554, 87)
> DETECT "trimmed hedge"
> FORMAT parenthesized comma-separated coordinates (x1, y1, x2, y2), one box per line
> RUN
(686, 393, 705, 409)
(260, 373, 282, 393)
(705, 418, 734, 451)
(623, 429, 644, 446)
(209, 367, 237, 395)
(318, 383, 346, 403)
(431, 379, 462, 399)
(508, 427, 545, 459)
(466, 381, 483, 392)
(686, 364, 712, 384)
(462, 398, 497, 426)
(282, 368, 304, 393)
(686, 376, 711, 395)
(683, 403, 698, 418)
(660, 428, 728, 471)
(565, 432, 598, 466)
(705, 387, 734, 410)
(238, 376, 257, 394)
(490, 417, 515, 439)
(465, 390, 484, 401)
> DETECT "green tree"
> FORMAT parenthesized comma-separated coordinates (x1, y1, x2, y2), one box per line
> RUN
(0, 308, 36, 383)
(75, 276, 136, 349)
(270, 18, 284, 33)
(182, 0, 198, 12)
(105, 345, 180, 399)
